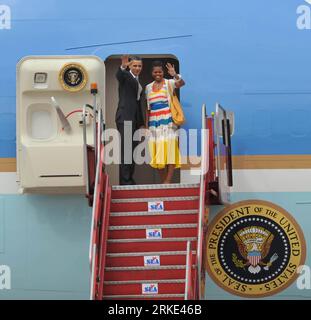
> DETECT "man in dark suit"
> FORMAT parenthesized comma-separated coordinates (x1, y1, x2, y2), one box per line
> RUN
(115, 55, 145, 185)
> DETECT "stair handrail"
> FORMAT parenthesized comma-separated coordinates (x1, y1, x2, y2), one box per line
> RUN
(89, 240, 97, 300)
(196, 103, 208, 299)
(88, 107, 102, 267)
(82, 104, 90, 196)
(89, 107, 111, 300)
(93, 108, 111, 300)
(92, 90, 98, 166)
(89, 108, 105, 299)
(96, 175, 111, 299)
(185, 241, 193, 300)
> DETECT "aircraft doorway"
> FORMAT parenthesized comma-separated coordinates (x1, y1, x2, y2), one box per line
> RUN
(105, 54, 181, 186)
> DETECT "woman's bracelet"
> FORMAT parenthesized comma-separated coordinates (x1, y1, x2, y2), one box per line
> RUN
(174, 74, 182, 81)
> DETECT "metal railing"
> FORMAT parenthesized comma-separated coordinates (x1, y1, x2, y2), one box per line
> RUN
(96, 175, 111, 299)
(82, 104, 90, 197)
(185, 241, 193, 300)
(82, 85, 108, 300)
(92, 93, 98, 164)
(196, 103, 208, 299)
(86, 105, 111, 300)
(83, 102, 105, 299)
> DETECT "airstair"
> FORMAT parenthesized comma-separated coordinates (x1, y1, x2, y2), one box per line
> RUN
(83, 103, 233, 300)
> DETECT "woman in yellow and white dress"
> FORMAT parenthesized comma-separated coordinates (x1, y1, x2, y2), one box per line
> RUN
(145, 61, 185, 183)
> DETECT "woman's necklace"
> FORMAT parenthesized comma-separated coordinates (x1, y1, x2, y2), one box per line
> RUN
(153, 80, 164, 91)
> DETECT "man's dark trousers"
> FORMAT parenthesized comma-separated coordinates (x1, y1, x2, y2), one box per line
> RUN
(117, 121, 138, 185)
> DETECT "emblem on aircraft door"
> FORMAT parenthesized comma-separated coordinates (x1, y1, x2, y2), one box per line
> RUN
(206, 200, 306, 297)
(59, 63, 88, 92)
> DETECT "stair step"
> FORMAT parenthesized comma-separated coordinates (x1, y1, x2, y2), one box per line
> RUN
(106, 253, 195, 267)
(108, 223, 198, 239)
(112, 183, 199, 199)
(110, 197, 199, 213)
(103, 294, 184, 300)
(107, 238, 197, 253)
(106, 250, 196, 257)
(111, 196, 199, 203)
(109, 223, 197, 230)
(110, 209, 197, 217)
(103, 281, 185, 295)
(112, 183, 199, 190)
(104, 279, 185, 284)
(105, 265, 194, 271)
(104, 265, 195, 281)
(108, 237, 197, 243)
(109, 210, 198, 225)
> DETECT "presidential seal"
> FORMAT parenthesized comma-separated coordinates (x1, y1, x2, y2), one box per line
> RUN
(59, 63, 88, 92)
(206, 200, 306, 298)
